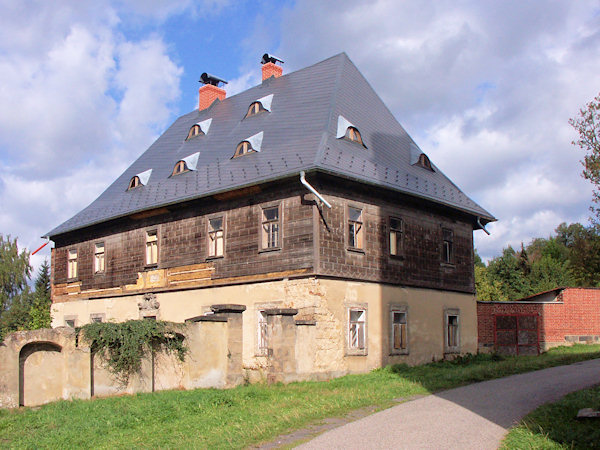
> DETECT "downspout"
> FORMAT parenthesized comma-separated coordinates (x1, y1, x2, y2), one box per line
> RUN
(477, 217, 490, 235)
(300, 171, 331, 208)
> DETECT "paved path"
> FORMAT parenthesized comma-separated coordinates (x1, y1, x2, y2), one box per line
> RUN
(298, 358, 600, 450)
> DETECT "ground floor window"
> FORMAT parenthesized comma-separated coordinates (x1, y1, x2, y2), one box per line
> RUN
(445, 309, 460, 353)
(390, 305, 408, 354)
(257, 310, 268, 356)
(346, 304, 368, 355)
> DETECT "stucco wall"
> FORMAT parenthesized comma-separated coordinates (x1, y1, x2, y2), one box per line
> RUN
(52, 277, 477, 378)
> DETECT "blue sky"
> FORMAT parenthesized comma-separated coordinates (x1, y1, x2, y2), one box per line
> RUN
(1, 0, 599, 275)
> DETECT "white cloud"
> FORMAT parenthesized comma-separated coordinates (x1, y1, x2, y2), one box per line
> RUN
(0, 1, 184, 275)
(277, 0, 600, 259)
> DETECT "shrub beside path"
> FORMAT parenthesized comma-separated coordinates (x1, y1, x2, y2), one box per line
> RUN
(298, 358, 600, 450)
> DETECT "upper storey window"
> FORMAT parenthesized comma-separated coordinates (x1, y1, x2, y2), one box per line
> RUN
(233, 131, 264, 158)
(345, 126, 363, 145)
(417, 153, 433, 171)
(348, 206, 364, 250)
(245, 94, 273, 119)
(246, 101, 266, 118)
(171, 152, 200, 176)
(234, 141, 255, 157)
(128, 176, 140, 190)
(127, 169, 152, 191)
(186, 124, 203, 139)
(336, 115, 366, 148)
(172, 160, 188, 175)
(186, 118, 212, 140)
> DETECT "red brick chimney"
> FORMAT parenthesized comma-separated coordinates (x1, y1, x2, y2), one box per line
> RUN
(261, 53, 284, 81)
(198, 73, 227, 111)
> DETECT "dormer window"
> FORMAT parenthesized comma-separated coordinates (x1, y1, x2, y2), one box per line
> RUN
(172, 160, 188, 175)
(345, 126, 363, 145)
(336, 115, 366, 148)
(245, 94, 273, 119)
(246, 102, 266, 118)
(186, 124, 204, 140)
(417, 153, 433, 171)
(234, 141, 255, 157)
(233, 132, 263, 158)
(128, 176, 140, 190)
(126, 169, 152, 191)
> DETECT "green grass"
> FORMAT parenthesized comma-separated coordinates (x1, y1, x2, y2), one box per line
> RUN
(501, 384, 600, 449)
(1, 344, 599, 449)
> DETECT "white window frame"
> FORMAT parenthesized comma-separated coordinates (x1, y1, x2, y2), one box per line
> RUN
(146, 230, 158, 266)
(208, 216, 224, 258)
(67, 249, 78, 279)
(261, 205, 280, 250)
(346, 303, 368, 356)
(94, 242, 105, 274)
(445, 308, 460, 353)
(390, 305, 409, 355)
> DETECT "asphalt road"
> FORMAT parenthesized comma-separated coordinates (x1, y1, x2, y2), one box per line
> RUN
(298, 358, 600, 450)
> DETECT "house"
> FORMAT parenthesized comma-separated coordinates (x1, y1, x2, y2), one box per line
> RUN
(46, 52, 495, 380)
(477, 287, 600, 355)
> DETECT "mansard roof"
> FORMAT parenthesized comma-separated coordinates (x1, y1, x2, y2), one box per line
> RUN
(47, 53, 494, 238)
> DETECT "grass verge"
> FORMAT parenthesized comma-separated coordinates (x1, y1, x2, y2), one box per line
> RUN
(1, 344, 599, 449)
(501, 384, 600, 449)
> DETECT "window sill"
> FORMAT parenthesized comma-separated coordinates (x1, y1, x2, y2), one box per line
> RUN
(93, 271, 106, 277)
(345, 348, 368, 356)
(144, 264, 158, 270)
(444, 348, 460, 354)
(440, 262, 455, 268)
(259, 246, 281, 254)
(346, 247, 365, 254)
(390, 350, 409, 356)
(66, 278, 79, 283)
(206, 255, 224, 261)
(389, 254, 405, 261)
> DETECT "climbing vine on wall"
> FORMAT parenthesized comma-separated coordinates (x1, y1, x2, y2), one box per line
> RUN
(79, 320, 187, 383)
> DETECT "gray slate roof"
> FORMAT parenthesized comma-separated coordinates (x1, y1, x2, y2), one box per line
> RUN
(47, 53, 494, 238)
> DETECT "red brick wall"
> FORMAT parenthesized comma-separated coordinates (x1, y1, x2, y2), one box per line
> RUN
(477, 302, 543, 346)
(541, 288, 600, 344)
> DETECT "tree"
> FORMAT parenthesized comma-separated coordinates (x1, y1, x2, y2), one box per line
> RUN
(569, 93, 600, 222)
(0, 234, 31, 320)
(29, 260, 52, 329)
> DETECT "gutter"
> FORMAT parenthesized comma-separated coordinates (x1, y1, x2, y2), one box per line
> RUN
(300, 171, 331, 208)
(477, 217, 490, 235)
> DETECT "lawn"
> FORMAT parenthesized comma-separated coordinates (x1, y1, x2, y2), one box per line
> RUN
(501, 384, 600, 449)
(1, 344, 599, 449)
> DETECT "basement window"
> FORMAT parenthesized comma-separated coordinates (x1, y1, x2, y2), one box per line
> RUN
(208, 217, 224, 258)
(94, 242, 105, 274)
(172, 160, 188, 175)
(390, 306, 408, 355)
(67, 249, 78, 279)
(186, 124, 204, 140)
(233, 141, 256, 158)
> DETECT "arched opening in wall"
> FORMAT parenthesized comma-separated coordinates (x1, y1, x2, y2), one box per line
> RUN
(19, 342, 63, 407)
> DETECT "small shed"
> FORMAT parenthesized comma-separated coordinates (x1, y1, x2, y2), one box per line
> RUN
(477, 288, 600, 355)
